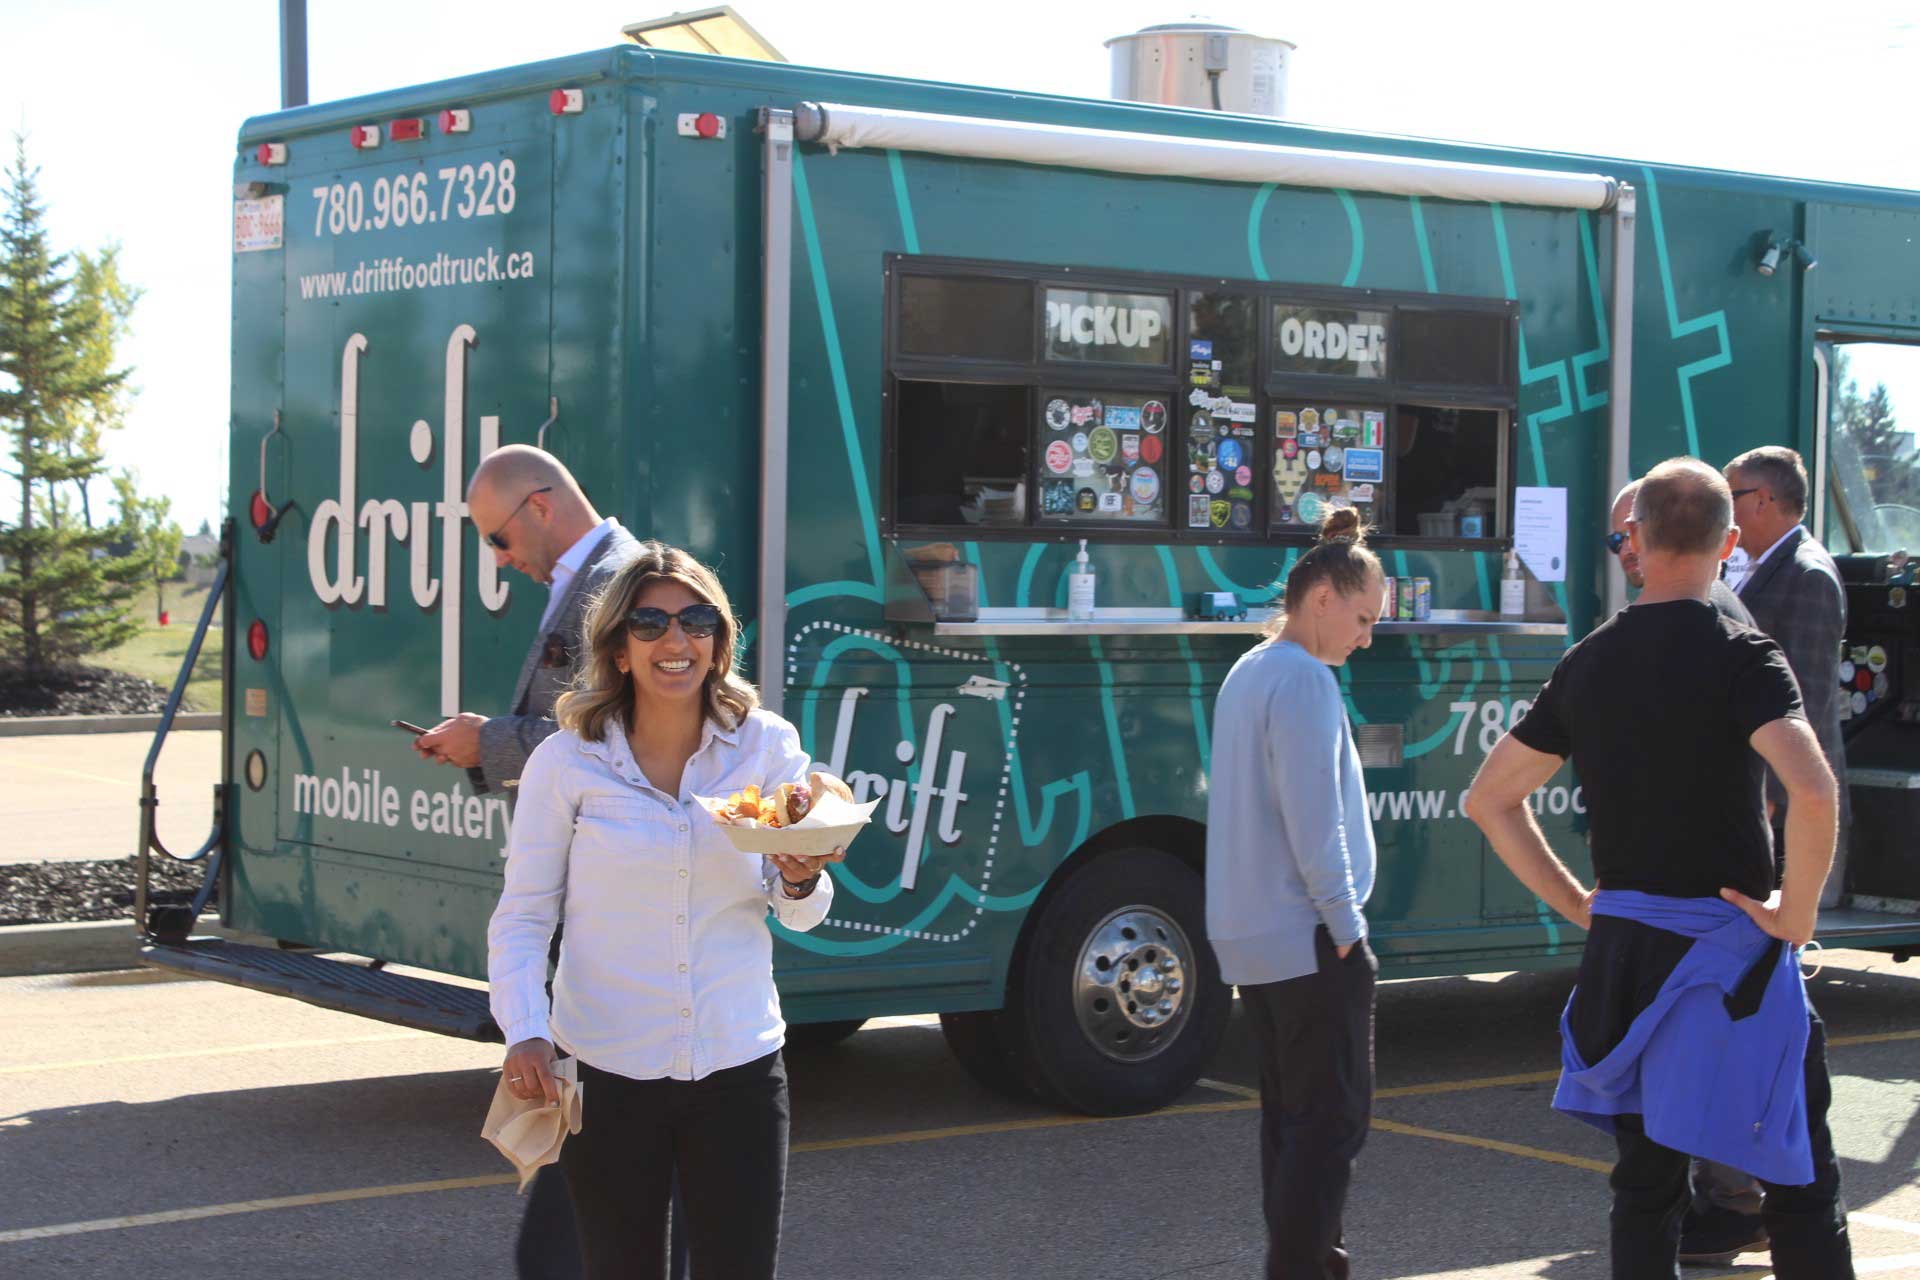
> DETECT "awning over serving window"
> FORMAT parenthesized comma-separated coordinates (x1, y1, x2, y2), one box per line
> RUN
(792, 102, 1622, 212)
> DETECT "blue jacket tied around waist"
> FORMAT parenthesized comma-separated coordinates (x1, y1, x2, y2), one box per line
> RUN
(1552, 890, 1814, 1186)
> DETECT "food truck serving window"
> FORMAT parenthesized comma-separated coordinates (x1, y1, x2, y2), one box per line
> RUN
(884, 257, 1518, 546)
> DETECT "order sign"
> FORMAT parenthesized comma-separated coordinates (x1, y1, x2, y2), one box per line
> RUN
(234, 196, 285, 253)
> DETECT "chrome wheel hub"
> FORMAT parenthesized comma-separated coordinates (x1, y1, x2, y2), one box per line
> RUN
(1072, 906, 1193, 1063)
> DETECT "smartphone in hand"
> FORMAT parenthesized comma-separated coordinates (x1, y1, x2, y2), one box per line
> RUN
(392, 719, 430, 736)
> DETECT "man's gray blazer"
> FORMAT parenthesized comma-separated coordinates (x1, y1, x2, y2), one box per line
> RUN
(1737, 524, 1850, 896)
(472, 523, 641, 792)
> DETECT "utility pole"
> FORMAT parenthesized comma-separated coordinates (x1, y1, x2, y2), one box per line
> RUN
(280, 0, 308, 109)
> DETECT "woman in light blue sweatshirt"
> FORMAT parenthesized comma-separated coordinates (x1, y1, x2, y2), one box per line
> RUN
(1206, 505, 1384, 1280)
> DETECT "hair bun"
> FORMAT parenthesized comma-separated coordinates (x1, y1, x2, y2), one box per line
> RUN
(1317, 506, 1366, 545)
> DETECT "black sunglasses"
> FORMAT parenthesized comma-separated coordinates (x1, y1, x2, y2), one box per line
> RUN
(484, 486, 553, 551)
(1605, 530, 1631, 555)
(1729, 487, 1761, 501)
(624, 603, 723, 641)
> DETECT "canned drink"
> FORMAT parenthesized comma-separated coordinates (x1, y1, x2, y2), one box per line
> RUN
(1413, 577, 1432, 621)
(1380, 576, 1397, 616)
(1397, 577, 1416, 621)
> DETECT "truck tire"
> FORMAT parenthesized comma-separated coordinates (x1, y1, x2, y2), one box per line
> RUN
(939, 1009, 1035, 1099)
(1011, 847, 1229, 1115)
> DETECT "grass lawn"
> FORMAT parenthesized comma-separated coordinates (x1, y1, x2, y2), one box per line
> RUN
(98, 580, 224, 712)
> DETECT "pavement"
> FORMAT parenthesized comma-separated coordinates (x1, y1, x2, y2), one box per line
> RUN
(0, 729, 219, 865)
(2, 950, 1917, 1279)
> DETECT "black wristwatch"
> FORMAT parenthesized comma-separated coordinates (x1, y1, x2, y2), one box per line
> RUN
(779, 872, 821, 899)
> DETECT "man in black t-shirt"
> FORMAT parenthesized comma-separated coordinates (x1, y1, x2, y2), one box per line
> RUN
(1465, 457, 1852, 1279)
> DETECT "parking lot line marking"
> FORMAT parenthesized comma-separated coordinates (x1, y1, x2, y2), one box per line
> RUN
(1368, 1118, 1613, 1174)
(791, 1097, 1260, 1156)
(0, 1030, 434, 1075)
(1830, 1029, 1920, 1049)
(2, 758, 133, 786)
(0, 1174, 516, 1244)
(1195, 1077, 1259, 1100)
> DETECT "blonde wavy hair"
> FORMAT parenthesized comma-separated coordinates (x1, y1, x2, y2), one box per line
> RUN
(555, 541, 759, 743)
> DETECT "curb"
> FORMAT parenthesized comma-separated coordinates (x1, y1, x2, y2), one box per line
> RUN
(0, 713, 221, 737)
(0, 915, 266, 978)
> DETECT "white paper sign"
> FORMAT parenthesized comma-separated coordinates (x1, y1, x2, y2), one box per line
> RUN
(1514, 486, 1568, 582)
(233, 196, 284, 253)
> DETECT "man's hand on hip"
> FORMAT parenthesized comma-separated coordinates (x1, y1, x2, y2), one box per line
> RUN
(416, 713, 488, 768)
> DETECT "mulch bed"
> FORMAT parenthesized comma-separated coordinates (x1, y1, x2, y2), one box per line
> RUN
(0, 854, 213, 927)
(0, 663, 175, 717)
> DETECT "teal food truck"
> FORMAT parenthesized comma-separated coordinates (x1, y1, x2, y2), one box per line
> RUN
(138, 40, 1920, 1115)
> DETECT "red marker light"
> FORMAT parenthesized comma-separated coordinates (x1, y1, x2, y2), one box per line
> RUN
(249, 490, 273, 530)
(550, 88, 584, 115)
(439, 108, 471, 134)
(389, 118, 425, 142)
(256, 142, 288, 165)
(247, 620, 270, 662)
(695, 112, 721, 139)
(349, 125, 380, 149)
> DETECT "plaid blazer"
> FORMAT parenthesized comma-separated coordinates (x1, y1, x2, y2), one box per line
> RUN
(1736, 525, 1848, 821)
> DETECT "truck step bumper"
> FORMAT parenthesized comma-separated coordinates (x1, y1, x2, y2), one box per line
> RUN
(139, 938, 501, 1042)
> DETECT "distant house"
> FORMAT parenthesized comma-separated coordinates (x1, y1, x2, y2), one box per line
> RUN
(181, 533, 220, 587)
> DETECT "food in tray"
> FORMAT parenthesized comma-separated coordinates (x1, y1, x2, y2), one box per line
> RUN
(704, 773, 855, 829)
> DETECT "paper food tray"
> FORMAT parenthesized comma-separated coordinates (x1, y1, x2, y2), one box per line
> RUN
(693, 790, 880, 858)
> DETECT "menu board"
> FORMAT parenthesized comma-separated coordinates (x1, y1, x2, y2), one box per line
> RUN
(1035, 390, 1168, 526)
(1272, 404, 1388, 530)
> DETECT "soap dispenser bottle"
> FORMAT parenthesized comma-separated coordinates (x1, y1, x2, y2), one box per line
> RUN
(1500, 551, 1527, 617)
(1068, 539, 1097, 621)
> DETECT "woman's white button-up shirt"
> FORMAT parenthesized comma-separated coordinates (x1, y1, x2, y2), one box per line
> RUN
(487, 708, 834, 1081)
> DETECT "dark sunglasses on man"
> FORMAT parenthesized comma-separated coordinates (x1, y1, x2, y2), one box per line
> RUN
(624, 603, 723, 641)
(1605, 531, 1631, 555)
(483, 486, 553, 551)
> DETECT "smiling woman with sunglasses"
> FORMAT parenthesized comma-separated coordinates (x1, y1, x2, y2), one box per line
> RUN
(488, 540, 845, 1280)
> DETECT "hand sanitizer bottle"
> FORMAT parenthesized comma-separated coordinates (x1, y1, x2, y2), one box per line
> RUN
(1068, 539, 1097, 621)
(1500, 551, 1527, 617)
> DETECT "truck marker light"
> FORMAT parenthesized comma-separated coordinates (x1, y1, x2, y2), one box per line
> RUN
(677, 112, 726, 139)
(244, 750, 268, 792)
(256, 142, 288, 165)
(550, 88, 585, 115)
(389, 118, 426, 142)
(439, 108, 471, 134)
(249, 490, 274, 531)
(349, 125, 381, 149)
(247, 620, 270, 662)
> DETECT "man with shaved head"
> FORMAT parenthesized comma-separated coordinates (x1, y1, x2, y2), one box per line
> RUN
(1469, 458, 1854, 1277)
(416, 444, 639, 1280)
(416, 444, 638, 791)
(1609, 478, 1752, 626)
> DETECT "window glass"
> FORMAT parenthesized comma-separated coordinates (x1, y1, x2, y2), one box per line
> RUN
(1188, 292, 1257, 395)
(1037, 391, 1169, 526)
(894, 380, 1028, 528)
(1823, 342, 1920, 554)
(1043, 287, 1173, 366)
(1391, 405, 1502, 538)
(1271, 303, 1389, 379)
(900, 275, 1033, 363)
(1271, 402, 1388, 530)
(1396, 310, 1508, 387)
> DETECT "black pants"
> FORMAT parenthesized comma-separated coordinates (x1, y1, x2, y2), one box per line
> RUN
(561, 1050, 790, 1280)
(519, 1167, 688, 1280)
(1239, 928, 1377, 1280)
(1572, 916, 1854, 1280)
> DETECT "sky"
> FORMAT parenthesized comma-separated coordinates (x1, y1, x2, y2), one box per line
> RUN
(6, 0, 1919, 532)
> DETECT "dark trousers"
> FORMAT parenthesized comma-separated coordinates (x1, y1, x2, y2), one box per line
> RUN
(561, 1050, 790, 1280)
(1240, 928, 1377, 1280)
(518, 1167, 688, 1280)
(1608, 1015, 1854, 1280)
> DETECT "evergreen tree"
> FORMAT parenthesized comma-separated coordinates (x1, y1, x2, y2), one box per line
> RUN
(0, 136, 143, 672)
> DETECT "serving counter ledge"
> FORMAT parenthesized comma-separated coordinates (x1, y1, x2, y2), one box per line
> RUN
(914, 607, 1568, 639)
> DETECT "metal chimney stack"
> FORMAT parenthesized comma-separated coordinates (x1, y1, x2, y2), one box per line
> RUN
(1105, 22, 1294, 117)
